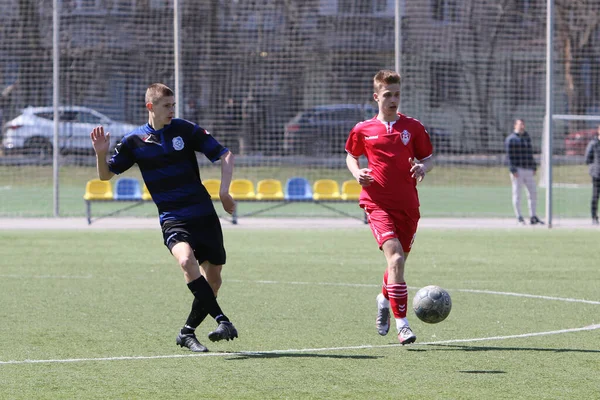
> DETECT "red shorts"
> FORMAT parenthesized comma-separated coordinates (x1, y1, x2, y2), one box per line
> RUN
(362, 205, 420, 253)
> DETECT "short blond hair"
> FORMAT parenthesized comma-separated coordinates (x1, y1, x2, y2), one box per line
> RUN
(145, 83, 174, 104)
(373, 70, 401, 92)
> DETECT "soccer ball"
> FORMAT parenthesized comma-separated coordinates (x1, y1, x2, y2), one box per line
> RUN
(412, 285, 452, 324)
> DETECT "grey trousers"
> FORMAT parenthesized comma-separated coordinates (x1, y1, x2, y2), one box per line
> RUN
(510, 167, 537, 218)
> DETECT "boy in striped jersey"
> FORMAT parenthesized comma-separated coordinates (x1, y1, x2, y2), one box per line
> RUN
(91, 83, 238, 352)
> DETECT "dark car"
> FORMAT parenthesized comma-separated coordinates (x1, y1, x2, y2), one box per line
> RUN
(427, 126, 452, 153)
(283, 104, 377, 155)
(283, 104, 451, 155)
(564, 129, 597, 156)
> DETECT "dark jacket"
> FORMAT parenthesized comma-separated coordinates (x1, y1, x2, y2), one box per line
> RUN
(505, 131, 537, 173)
(584, 136, 600, 178)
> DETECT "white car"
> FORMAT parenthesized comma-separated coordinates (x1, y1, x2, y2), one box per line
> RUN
(2, 106, 137, 158)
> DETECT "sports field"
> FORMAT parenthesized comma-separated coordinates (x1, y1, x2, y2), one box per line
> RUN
(0, 224, 598, 399)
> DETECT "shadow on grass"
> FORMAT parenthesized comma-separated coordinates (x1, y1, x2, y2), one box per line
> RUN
(459, 370, 506, 374)
(226, 352, 381, 360)
(408, 344, 600, 354)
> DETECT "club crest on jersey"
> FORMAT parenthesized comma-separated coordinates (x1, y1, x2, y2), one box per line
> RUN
(172, 136, 184, 151)
(401, 130, 411, 145)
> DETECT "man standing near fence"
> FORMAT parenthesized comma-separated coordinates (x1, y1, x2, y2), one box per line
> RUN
(584, 124, 600, 225)
(506, 119, 544, 225)
(90, 83, 238, 352)
(345, 70, 433, 345)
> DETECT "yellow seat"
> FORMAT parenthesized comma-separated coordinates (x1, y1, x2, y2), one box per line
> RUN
(142, 184, 152, 201)
(229, 179, 256, 200)
(256, 179, 284, 200)
(203, 179, 221, 199)
(83, 179, 113, 200)
(313, 179, 340, 200)
(341, 180, 362, 201)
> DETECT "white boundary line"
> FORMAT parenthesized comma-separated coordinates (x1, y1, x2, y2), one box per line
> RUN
(1, 324, 599, 366)
(2, 276, 599, 305)
(227, 280, 600, 306)
(1, 279, 598, 366)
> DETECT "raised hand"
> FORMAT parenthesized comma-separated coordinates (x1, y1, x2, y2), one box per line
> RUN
(90, 126, 111, 155)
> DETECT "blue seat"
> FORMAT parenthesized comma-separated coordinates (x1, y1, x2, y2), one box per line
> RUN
(285, 177, 313, 201)
(113, 177, 142, 200)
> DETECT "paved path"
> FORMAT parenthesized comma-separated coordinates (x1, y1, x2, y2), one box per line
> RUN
(0, 217, 597, 230)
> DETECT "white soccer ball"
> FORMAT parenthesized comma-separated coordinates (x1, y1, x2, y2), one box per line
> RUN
(412, 285, 452, 324)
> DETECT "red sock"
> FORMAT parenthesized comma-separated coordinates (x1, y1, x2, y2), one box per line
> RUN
(382, 269, 389, 300)
(387, 282, 408, 318)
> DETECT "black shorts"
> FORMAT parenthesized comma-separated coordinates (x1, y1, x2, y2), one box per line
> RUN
(161, 214, 226, 265)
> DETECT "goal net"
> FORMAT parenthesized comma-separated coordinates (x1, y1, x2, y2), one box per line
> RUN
(1, 0, 598, 222)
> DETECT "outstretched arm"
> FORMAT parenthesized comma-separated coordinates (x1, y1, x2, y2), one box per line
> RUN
(90, 126, 115, 181)
(219, 150, 236, 215)
(346, 153, 373, 187)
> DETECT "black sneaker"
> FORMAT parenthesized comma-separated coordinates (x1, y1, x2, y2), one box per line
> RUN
(176, 332, 208, 352)
(208, 321, 238, 342)
(530, 216, 544, 225)
(517, 216, 526, 225)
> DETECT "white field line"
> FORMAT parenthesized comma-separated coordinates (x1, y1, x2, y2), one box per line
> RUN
(228, 279, 600, 306)
(2, 276, 599, 305)
(1, 323, 599, 366)
(0, 274, 94, 279)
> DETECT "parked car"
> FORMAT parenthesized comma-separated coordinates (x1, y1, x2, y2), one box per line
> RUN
(282, 104, 452, 155)
(283, 104, 377, 155)
(564, 128, 597, 156)
(1, 106, 137, 158)
(427, 126, 452, 153)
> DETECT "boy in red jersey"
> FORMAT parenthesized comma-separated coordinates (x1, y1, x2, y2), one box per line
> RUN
(345, 70, 433, 344)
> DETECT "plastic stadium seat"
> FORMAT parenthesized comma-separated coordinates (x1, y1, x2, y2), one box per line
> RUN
(341, 179, 362, 201)
(284, 177, 313, 201)
(203, 179, 221, 199)
(229, 179, 256, 200)
(142, 184, 152, 201)
(313, 179, 341, 200)
(83, 179, 113, 200)
(113, 177, 142, 200)
(256, 179, 284, 200)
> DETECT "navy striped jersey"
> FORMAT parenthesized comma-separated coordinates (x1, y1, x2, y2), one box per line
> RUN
(108, 119, 228, 224)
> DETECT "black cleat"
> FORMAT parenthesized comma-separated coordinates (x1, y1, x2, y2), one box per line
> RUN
(517, 216, 526, 225)
(593, 216, 599, 225)
(208, 321, 238, 342)
(176, 332, 208, 352)
(530, 216, 544, 225)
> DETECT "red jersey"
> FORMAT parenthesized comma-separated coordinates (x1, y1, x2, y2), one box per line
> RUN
(345, 113, 433, 210)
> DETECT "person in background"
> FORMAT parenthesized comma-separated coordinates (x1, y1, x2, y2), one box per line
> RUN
(505, 119, 544, 225)
(584, 124, 600, 225)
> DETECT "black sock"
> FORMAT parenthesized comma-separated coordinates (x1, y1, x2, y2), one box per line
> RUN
(187, 276, 228, 322)
(183, 297, 210, 332)
(180, 324, 196, 335)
